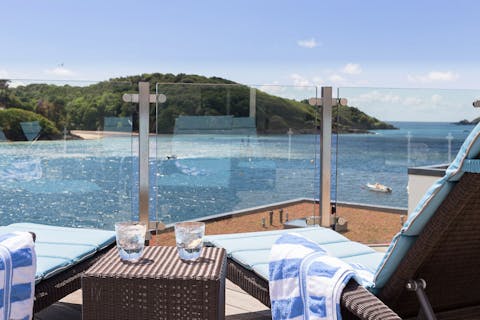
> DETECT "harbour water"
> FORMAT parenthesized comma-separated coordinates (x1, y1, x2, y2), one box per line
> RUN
(0, 121, 474, 229)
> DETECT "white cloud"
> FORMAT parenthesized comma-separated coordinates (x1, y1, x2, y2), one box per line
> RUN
(312, 76, 323, 86)
(258, 79, 315, 100)
(297, 38, 319, 49)
(328, 74, 345, 83)
(351, 90, 401, 105)
(0, 71, 24, 87)
(258, 82, 286, 95)
(350, 90, 457, 115)
(290, 73, 312, 86)
(407, 71, 459, 83)
(44, 67, 75, 77)
(341, 63, 362, 75)
(428, 71, 458, 81)
(431, 94, 443, 105)
(8, 80, 26, 88)
(403, 96, 423, 106)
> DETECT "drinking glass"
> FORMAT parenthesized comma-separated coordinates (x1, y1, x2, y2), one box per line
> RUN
(174, 221, 205, 261)
(115, 221, 147, 262)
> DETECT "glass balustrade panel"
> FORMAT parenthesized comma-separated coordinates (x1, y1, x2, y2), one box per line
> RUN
(0, 79, 138, 229)
(152, 83, 320, 230)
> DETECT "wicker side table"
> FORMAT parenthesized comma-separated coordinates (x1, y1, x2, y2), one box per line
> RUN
(82, 246, 227, 320)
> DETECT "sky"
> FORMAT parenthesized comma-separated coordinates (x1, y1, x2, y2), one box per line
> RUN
(1, 0, 480, 121)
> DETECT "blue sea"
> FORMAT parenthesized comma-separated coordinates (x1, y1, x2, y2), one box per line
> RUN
(0, 122, 475, 230)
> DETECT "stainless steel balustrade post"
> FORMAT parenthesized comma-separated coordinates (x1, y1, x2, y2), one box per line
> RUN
(320, 87, 333, 228)
(138, 82, 150, 233)
(309, 88, 347, 228)
(123, 82, 167, 239)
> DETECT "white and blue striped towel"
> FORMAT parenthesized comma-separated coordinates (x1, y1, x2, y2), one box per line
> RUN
(269, 233, 374, 320)
(0, 232, 36, 320)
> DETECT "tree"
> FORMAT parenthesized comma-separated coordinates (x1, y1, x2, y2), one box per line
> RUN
(0, 79, 10, 109)
(0, 108, 61, 140)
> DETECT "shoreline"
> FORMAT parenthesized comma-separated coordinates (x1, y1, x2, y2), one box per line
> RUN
(70, 130, 135, 140)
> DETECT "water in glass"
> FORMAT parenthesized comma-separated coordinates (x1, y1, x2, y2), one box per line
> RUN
(115, 221, 146, 262)
(175, 222, 205, 261)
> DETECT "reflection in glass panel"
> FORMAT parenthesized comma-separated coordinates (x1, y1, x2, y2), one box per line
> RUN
(0, 80, 137, 229)
(335, 87, 480, 212)
(153, 83, 320, 225)
(0, 79, 322, 231)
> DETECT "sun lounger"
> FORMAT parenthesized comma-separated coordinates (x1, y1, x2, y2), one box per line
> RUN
(206, 227, 399, 319)
(205, 122, 480, 319)
(0, 223, 115, 313)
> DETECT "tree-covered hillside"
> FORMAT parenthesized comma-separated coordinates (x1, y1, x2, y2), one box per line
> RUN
(0, 108, 60, 140)
(333, 105, 397, 133)
(0, 73, 395, 140)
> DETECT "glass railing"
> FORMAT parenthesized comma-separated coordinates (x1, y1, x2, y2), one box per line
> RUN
(335, 87, 480, 212)
(0, 79, 321, 230)
(0, 79, 138, 229)
(4, 78, 478, 238)
(152, 83, 320, 225)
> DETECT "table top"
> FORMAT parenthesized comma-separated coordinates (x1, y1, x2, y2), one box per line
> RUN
(84, 246, 226, 281)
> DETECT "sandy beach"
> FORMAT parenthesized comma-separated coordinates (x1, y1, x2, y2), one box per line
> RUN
(70, 130, 134, 140)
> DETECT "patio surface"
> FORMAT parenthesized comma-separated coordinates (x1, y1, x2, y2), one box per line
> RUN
(151, 201, 404, 246)
(34, 279, 272, 320)
(35, 245, 389, 320)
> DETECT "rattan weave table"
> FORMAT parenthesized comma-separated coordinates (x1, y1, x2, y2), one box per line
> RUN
(82, 246, 227, 320)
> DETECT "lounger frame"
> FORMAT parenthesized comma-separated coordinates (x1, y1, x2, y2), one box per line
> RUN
(34, 243, 115, 313)
(227, 258, 400, 319)
(379, 172, 480, 318)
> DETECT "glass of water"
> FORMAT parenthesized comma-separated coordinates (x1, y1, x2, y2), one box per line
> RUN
(174, 221, 205, 261)
(115, 221, 147, 262)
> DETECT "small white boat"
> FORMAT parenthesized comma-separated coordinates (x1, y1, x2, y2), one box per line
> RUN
(366, 183, 392, 193)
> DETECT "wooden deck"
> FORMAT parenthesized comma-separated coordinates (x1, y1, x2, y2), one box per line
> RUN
(34, 279, 272, 320)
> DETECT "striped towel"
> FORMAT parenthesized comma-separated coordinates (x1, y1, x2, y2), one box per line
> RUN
(269, 233, 374, 320)
(0, 232, 36, 320)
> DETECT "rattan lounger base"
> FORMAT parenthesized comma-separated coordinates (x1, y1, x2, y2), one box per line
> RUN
(34, 243, 115, 313)
(226, 259, 401, 319)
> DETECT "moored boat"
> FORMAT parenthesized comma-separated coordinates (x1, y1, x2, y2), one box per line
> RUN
(366, 182, 392, 193)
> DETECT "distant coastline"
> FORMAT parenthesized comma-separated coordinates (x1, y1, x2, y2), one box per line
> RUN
(455, 118, 480, 125)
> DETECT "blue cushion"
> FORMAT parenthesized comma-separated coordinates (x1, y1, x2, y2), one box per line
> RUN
(252, 263, 269, 280)
(446, 123, 480, 181)
(402, 176, 453, 236)
(205, 226, 385, 285)
(0, 223, 115, 282)
(231, 249, 271, 269)
(374, 123, 480, 290)
(342, 252, 385, 275)
(319, 241, 377, 258)
(205, 227, 350, 253)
